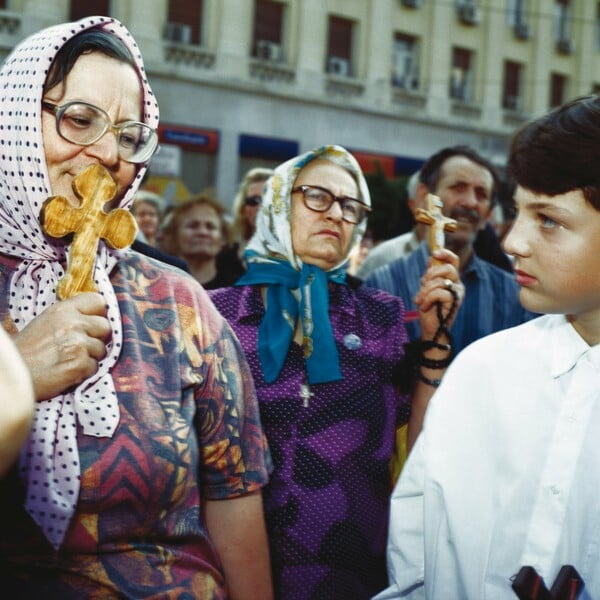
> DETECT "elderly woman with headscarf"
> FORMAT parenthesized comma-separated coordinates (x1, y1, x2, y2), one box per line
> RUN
(0, 17, 272, 598)
(210, 145, 464, 599)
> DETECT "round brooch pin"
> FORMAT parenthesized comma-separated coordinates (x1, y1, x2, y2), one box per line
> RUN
(343, 333, 362, 350)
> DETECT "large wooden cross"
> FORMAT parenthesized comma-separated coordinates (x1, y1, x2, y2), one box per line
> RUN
(415, 193, 457, 264)
(41, 164, 137, 299)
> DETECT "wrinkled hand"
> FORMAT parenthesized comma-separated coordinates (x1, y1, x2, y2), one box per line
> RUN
(414, 249, 464, 343)
(13, 292, 111, 401)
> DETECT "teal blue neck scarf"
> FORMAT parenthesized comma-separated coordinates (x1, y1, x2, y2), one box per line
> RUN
(236, 253, 346, 384)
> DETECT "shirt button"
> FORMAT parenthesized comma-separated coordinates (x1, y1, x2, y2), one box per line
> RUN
(550, 485, 560, 496)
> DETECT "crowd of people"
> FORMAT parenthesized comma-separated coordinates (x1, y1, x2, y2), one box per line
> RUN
(0, 14, 598, 600)
(128, 177, 262, 290)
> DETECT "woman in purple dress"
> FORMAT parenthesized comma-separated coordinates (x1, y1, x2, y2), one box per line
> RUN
(210, 145, 463, 599)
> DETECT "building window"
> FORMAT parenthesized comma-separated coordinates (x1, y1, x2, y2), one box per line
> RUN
(326, 16, 354, 77)
(165, 0, 203, 45)
(507, 0, 531, 39)
(507, 0, 529, 26)
(253, 1, 284, 62)
(450, 47, 473, 101)
(502, 61, 523, 111)
(392, 33, 419, 90)
(550, 73, 567, 108)
(70, 0, 110, 21)
(554, 0, 571, 42)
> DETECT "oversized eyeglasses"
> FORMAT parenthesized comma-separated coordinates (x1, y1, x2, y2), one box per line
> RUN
(245, 195, 262, 207)
(292, 185, 371, 224)
(42, 100, 159, 164)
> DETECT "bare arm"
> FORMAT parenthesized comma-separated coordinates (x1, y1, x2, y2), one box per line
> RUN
(407, 248, 464, 450)
(205, 490, 273, 600)
(0, 326, 34, 476)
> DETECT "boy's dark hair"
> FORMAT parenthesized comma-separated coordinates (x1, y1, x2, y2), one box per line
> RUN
(508, 95, 600, 210)
(419, 145, 500, 206)
(44, 28, 135, 92)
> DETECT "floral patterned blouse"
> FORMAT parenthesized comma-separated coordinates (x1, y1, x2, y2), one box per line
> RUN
(0, 251, 270, 599)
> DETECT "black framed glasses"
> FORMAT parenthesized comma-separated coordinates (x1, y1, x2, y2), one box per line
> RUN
(245, 195, 262, 207)
(42, 100, 159, 164)
(292, 185, 371, 224)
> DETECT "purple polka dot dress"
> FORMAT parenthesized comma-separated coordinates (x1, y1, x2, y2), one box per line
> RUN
(211, 281, 411, 599)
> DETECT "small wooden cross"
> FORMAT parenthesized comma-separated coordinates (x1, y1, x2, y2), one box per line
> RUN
(415, 194, 457, 264)
(41, 164, 138, 299)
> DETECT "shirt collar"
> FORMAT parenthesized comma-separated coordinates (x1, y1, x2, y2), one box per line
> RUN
(548, 315, 596, 378)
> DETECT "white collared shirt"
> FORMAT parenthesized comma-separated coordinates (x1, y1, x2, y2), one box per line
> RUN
(377, 314, 600, 599)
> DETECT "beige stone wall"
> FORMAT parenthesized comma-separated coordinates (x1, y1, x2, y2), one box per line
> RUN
(1, 0, 598, 206)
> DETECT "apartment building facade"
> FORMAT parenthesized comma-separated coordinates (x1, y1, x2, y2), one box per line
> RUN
(1, 0, 599, 208)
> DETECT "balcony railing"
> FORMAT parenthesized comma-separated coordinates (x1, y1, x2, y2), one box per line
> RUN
(163, 42, 215, 69)
(249, 58, 295, 84)
(325, 73, 365, 98)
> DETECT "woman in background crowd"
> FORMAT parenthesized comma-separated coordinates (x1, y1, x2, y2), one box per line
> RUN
(162, 195, 245, 289)
(131, 190, 164, 247)
(231, 167, 274, 260)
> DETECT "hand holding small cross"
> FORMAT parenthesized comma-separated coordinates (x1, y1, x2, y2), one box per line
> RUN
(415, 194, 457, 264)
(41, 164, 137, 299)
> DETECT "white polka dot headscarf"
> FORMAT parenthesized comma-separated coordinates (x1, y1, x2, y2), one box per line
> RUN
(0, 16, 159, 549)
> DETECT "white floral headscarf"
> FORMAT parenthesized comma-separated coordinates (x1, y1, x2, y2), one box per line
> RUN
(0, 16, 159, 548)
(247, 144, 371, 270)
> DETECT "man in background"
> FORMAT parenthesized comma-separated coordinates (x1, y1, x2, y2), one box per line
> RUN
(365, 145, 533, 356)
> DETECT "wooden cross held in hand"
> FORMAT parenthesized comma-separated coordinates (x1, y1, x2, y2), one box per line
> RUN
(41, 163, 137, 299)
(415, 194, 457, 264)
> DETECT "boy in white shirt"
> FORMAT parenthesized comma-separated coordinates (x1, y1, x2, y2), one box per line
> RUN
(377, 95, 600, 599)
